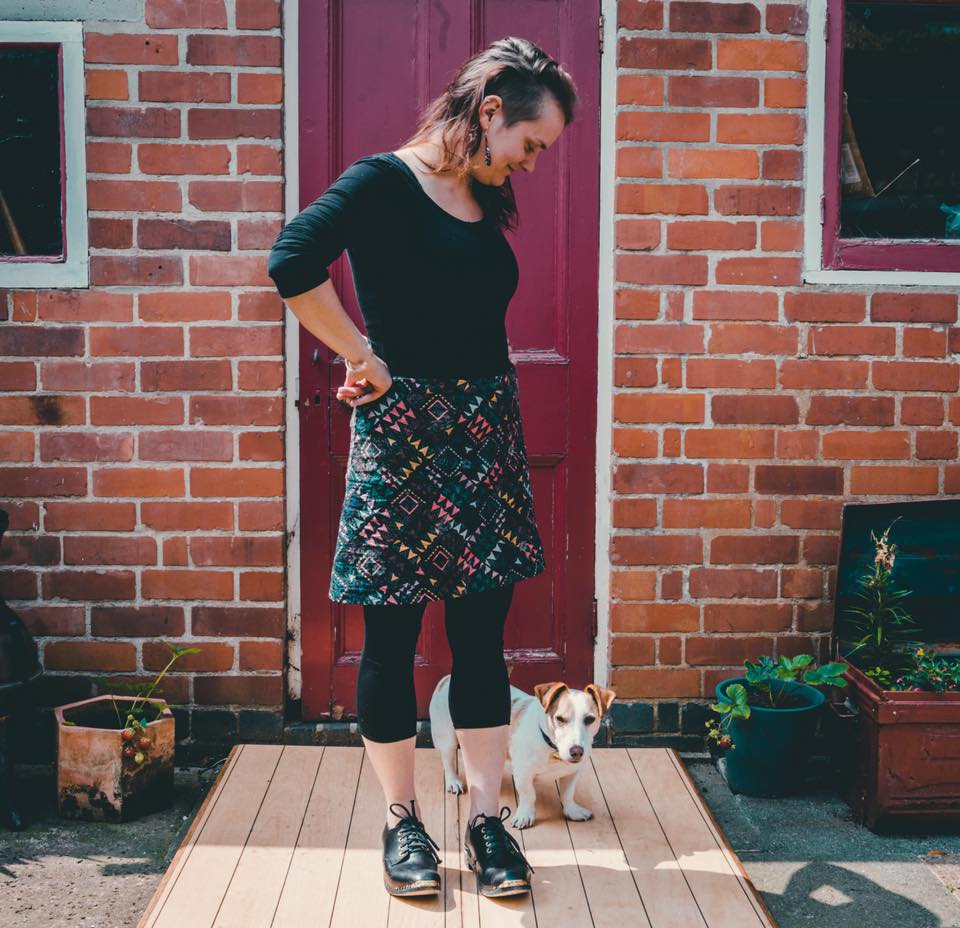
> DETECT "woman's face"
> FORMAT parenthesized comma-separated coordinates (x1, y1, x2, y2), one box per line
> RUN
(475, 93, 566, 186)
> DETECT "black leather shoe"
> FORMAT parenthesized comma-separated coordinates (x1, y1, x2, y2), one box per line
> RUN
(381, 799, 442, 896)
(463, 805, 534, 897)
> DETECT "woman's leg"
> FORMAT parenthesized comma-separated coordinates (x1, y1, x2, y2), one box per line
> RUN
(444, 582, 515, 820)
(357, 600, 428, 828)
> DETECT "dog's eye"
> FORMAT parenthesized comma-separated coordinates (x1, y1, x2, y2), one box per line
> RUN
(584, 716, 595, 724)
(555, 716, 565, 724)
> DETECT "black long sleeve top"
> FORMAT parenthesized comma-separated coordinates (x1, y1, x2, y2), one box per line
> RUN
(267, 151, 519, 378)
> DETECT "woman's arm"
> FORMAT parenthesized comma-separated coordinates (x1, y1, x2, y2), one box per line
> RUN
(282, 277, 371, 366)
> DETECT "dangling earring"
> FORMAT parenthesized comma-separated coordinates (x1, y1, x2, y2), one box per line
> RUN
(484, 132, 491, 166)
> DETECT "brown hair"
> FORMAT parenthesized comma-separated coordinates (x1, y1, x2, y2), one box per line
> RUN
(397, 36, 578, 232)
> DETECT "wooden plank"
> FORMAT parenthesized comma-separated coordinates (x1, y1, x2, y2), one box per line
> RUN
(146, 744, 284, 928)
(137, 744, 244, 928)
(330, 747, 392, 928)
(663, 751, 777, 928)
(442, 749, 464, 928)
(592, 749, 708, 928)
(455, 760, 480, 928)
(212, 746, 320, 926)
(387, 748, 447, 927)
(271, 746, 363, 927)
(564, 757, 652, 928)
(628, 749, 767, 928)
(517, 772, 594, 925)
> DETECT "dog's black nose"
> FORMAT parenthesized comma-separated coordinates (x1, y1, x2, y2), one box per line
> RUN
(569, 745, 583, 760)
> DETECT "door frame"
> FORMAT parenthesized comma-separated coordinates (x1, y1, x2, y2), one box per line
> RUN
(279, 0, 616, 714)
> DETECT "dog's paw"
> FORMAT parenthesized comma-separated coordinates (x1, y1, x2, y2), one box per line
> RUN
(510, 807, 537, 829)
(563, 803, 593, 822)
(444, 775, 466, 795)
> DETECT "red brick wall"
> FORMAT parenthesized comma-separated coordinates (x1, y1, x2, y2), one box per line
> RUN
(0, 0, 288, 744)
(609, 1, 960, 714)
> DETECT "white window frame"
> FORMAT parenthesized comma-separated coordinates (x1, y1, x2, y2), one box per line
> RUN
(803, 0, 960, 286)
(0, 20, 88, 288)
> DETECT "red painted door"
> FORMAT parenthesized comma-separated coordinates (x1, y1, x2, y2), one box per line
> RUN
(297, 0, 600, 721)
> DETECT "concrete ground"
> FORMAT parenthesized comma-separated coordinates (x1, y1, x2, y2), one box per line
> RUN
(1, 754, 960, 927)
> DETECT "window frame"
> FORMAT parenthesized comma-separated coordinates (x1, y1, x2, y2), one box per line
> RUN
(804, 0, 960, 284)
(0, 20, 88, 289)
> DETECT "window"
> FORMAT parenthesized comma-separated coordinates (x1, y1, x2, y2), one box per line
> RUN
(806, 0, 960, 282)
(0, 21, 88, 288)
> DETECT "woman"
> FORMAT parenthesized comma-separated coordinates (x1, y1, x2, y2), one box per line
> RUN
(268, 36, 577, 899)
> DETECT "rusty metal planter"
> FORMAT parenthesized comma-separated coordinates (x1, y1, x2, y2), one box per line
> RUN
(55, 695, 174, 822)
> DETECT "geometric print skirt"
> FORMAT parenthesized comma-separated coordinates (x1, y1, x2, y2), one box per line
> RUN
(328, 362, 546, 605)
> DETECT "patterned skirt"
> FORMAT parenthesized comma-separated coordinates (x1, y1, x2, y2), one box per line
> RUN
(328, 362, 546, 604)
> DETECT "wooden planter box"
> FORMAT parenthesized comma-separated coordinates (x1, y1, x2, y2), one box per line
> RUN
(828, 498, 960, 834)
(55, 695, 174, 822)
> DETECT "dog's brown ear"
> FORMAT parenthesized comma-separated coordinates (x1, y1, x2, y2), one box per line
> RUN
(533, 682, 568, 713)
(585, 684, 616, 716)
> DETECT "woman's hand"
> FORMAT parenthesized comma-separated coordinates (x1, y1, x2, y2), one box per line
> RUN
(335, 351, 392, 407)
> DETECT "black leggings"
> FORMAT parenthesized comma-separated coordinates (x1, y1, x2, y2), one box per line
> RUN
(357, 582, 515, 743)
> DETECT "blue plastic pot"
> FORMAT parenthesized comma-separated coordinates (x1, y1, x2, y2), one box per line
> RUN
(715, 676, 826, 797)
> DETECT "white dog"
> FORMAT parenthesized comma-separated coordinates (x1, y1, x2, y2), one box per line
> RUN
(429, 676, 616, 829)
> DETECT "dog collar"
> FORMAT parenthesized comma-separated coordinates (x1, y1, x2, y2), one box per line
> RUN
(539, 726, 558, 750)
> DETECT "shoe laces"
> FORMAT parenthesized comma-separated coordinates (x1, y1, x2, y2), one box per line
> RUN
(389, 800, 441, 864)
(468, 806, 536, 874)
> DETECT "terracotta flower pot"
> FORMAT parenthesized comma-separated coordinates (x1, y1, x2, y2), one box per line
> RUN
(55, 694, 175, 822)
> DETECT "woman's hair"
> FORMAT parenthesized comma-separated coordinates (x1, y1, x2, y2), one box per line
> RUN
(398, 36, 578, 232)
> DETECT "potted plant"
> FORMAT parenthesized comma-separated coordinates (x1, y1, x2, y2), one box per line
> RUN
(707, 654, 848, 797)
(828, 499, 960, 832)
(55, 642, 198, 822)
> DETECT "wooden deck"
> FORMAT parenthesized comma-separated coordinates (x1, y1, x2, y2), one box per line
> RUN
(137, 745, 776, 928)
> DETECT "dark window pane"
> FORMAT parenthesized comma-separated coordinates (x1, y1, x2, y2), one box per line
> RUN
(0, 46, 63, 257)
(842, 3, 960, 241)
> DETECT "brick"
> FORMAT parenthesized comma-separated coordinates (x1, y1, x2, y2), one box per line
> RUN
(668, 220, 756, 252)
(91, 605, 184, 637)
(717, 39, 806, 71)
(617, 183, 708, 215)
(61, 535, 157, 565)
(849, 466, 939, 496)
(617, 75, 664, 106)
(901, 396, 944, 426)
(754, 464, 844, 495)
(43, 570, 136, 601)
(611, 533, 703, 566)
(138, 219, 231, 251)
(87, 106, 180, 138)
(612, 462, 704, 494)
(85, 70, 129, 101)
(610, 569, 658, 601)
(704, 602, 793, 631)
(189, 325, 282, 358)
(238, 73, 283, 105)
(871, 292, 958, 323)
(0, 397, 86, 428)
(619, 37, 711, 70)
(806, 395, 895, 426)
(762, 149, 802, 180)
(780, 359, 868, 389)
(903, 328, 948, 358)
(780, 567, 823, 598)
(190, 467, 283, 497)
(715, 257, 801, 285)
(193, 675, 282, 706)
(717, 113, 802, 144)
(670, 2, 760, 33)
(189, 535, 283, 567)
(616, 219, 661, 250)
(611, 634, 656, 665)
(239, 640, 283, 671)
(783, 291, 865, 322)
(612, 428, 659, 459)
(617, 111, 710, 143)
(766, 4, 808, 34)
(88, 180, 181, 212)
(239, 569, 284, 601)
(764, 76, 805, 108)
(610, 668, 701, 698)
(188, 108, 281, 140)
(91, 256, 184, 287)
(138, 143, 231, 174)
(668, 150, 758, 179)
(668, 75, 758, 107)
(616, 323, 704, 354)
(189, 255, 274, 287)
(142, 569, 234, 600)
(708, 323, 798, 355)
(44, 641, 136, 671)
(780, 499, 843, 530)
(775, 430, 820, 460)
(873, 361, 959, 393)
(662, 498, 751, 528)
(822, 431, 910, 460)
(692, 290, 777, 320)
(140, 71, 231, 103)
(916, 431, 958, 460)
(616, 146, 663, 178)
(614, 394, 705, 425)
(689, 567, 777, 598)
(190, 396, 284, 426)
(686, 636, 771, 665)
(685, 428, 775, 458)
(146, 0, 228, 27)
(87, 141, 132, 173)
(188, 180, 282, 212)
(139, 429, 233, 461)
(237, 0, 282, 29)
(140, 291, 232, 323)
(711, 394, 798, 423)
(93, 467, 185, 497)
(187, 34, 281, 67)
(140, 501, 233, 531)
(714, 185, 801, 216)
(90, 326, 184, 357)
(617, 254, 708, 285)
(89, 218, 133, 248)
(40, 432, 134, 462)
(85, 33, 179, 65)
(141, 360, 231, 392)
(809, 325, 895, 356)
(36, 291, 134, 323)
(619, 0, 664, 30)
(237, 144, 282, 175)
